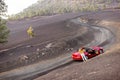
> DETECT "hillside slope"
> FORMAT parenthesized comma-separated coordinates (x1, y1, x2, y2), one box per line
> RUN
(34, 9, 120, 80)
(9, 0, 120, 20)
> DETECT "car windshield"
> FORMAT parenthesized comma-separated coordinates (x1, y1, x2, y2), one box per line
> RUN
(84, 47, 95, 54)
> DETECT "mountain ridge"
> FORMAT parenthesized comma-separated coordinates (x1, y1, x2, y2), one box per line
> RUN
(8, 0, 120, 20)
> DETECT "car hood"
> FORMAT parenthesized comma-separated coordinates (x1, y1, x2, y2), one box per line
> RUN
(72, 52, 80, 55)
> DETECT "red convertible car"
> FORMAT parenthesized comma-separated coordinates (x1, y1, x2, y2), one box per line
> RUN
(72, 46, 104, 61)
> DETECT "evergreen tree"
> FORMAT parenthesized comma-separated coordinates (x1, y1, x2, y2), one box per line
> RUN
(0, 0, 9, 43)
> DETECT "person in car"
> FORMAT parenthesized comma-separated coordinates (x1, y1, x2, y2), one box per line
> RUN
(85, 47, 95, 54)
(79, 47, 88, 61)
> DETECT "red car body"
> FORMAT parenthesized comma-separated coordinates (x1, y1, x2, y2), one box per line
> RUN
(72, 46, 104, 61)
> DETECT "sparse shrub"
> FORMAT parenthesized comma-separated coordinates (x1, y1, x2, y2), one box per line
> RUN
(9, 0, 117, 20)
(0, 0, 9, 43)
(0, 18, 9, 43)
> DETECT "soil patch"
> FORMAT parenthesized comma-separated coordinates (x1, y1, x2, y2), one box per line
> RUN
(34, 9, 120, 80)
(0, 19, 94, 72)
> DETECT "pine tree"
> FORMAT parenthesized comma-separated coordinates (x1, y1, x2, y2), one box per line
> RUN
(0, 0, 9, 43)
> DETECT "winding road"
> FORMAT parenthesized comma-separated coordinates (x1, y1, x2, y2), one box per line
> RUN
(0, 14, 114, 80)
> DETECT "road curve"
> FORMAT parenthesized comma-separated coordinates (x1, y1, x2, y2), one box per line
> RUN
(0, 17, 114, 80)
(70, 18, 114, 48)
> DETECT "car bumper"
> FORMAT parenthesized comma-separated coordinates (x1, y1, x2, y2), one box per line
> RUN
(72, 56, 82, 60)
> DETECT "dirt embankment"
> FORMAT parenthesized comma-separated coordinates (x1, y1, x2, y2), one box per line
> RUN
(0, 9, 120, 80)
(0, 15, 114, 80)
(0, 19, 94, 72)
(34, 9, 120, 80)
(86, 9, 120, 51)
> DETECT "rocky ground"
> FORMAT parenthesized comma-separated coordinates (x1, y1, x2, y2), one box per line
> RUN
(0, 9, 120, 80)
(34, 9, 120, 80)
